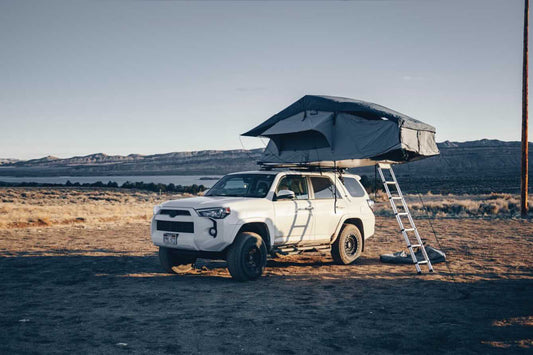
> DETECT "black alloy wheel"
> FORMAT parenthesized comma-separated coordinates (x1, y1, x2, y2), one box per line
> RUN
(331, 224, 363, 265)
(227, 231, 267, 281)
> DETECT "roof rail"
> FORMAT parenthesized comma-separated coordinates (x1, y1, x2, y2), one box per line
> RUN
(258, 162, 346, 173)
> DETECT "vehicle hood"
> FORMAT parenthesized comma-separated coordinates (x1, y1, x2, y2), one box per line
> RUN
(161, 196, 253, 209)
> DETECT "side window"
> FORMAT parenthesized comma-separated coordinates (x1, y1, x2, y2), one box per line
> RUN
(310, 177, 341, 199)
(276, 175, 309, 200)
(343, 177, 366, 197)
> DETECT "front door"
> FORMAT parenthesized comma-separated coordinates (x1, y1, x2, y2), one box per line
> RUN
(273, 175, 314, 245)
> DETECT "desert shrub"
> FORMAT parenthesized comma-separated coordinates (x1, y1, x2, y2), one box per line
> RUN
(478, 202, 498, 215)
(486, 193, 513, 201)
(359, 175, 384, 194)
(373, 190, 388, 202)
(389, 194, 529, 218)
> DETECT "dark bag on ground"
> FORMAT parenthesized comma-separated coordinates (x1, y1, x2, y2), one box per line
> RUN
(380, 246, 446, 264)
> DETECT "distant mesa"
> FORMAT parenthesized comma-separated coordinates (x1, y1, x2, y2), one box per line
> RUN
(0, 148, 264, 176)
(0, 158, 21, 165)
(439, 140, 458, 148)
(0, 140, 530, 179)
(11, 155, 59, 166)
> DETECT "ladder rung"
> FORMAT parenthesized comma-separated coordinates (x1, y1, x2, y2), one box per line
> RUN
(396, 212, 409, 216)
(402, 228, 415, 232)
(417, 260, 429, 265)
(391, 196, 403, 200)
(407, 244, 421, 249)
(385, 181, 396, 184)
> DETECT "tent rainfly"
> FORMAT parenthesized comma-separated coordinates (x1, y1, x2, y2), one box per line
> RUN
(242, 95, 440, 168)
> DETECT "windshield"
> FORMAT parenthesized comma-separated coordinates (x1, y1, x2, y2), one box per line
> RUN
(206, 174, 276, 198)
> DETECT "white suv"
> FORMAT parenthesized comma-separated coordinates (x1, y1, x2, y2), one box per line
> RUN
(151, 170, 375, 281)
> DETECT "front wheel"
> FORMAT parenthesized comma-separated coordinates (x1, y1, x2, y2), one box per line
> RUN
(226, 232, 267, 281)
(159, 247, 197, 274)
(331, 224, 363, 265)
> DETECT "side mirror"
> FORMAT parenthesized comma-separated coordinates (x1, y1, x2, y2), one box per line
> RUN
(277, 189, 295, 200)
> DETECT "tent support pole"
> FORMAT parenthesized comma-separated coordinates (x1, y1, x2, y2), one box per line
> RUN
(334, 160, 337, 214)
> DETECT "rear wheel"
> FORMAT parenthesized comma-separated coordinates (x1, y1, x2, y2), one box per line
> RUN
(227, 232, 267, 281)
(331, 224, 363, 265)
(158, 247, 197, 274)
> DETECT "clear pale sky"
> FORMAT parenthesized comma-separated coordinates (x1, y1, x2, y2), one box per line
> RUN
(0, 0, 530, 159)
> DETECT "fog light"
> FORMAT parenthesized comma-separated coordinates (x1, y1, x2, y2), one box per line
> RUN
(209, 227, 217, 237)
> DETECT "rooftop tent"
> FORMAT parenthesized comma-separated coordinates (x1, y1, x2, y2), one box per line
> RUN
(242, 95, 440, 168)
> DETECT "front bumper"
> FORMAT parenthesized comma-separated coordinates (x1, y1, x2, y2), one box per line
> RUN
(150, 207, 238, 252)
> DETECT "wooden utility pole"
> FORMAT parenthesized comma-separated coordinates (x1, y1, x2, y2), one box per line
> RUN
(522, 0, 530, 218)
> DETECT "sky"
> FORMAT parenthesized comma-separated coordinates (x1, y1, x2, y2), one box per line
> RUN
(0, 0, 530, 159)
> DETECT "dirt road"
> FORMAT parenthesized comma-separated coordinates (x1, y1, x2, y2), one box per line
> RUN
(1, 217, 532, 354)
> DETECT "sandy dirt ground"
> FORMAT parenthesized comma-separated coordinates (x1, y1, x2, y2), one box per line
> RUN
(1, 212, 532, 354)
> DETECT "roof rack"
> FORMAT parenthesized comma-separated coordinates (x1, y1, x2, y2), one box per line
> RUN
(258, 162, 346, 173)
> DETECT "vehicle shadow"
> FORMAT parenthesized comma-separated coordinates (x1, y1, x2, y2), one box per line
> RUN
(1, 253, 532, 354)
(267, 255, 383, 268)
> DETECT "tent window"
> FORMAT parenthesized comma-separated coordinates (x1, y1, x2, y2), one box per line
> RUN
(276, 175, 309, 200)
(310, 177, 341, 199)
(343, 177, 366, 197)
(274, 131, 330, 151)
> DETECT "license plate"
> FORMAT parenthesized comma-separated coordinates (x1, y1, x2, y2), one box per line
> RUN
(163, 233, 179, 245)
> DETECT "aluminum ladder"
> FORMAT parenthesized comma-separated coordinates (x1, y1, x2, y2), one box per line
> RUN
(377, 163, 434, 274)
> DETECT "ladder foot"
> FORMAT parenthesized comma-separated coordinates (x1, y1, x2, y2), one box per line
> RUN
(417, 271, 422, 275)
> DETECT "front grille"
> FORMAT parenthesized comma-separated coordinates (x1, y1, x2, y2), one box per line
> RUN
(159, 209, 191, 217)
(156, 220, 194, 233)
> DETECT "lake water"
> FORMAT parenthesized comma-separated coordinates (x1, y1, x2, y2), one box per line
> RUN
(0, 175, 222, 187)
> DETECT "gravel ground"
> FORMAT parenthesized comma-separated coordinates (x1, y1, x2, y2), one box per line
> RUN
(0, 217, 532, 354)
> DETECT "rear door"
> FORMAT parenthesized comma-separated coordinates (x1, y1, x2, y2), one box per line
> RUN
(272, 175, 314, 245)
(309, 176, 346, 243)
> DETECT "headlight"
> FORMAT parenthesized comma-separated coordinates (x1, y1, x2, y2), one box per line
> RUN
(153, 204, 162, 215)
(196, 207, 231, 219)
(367, 199, 375, 210)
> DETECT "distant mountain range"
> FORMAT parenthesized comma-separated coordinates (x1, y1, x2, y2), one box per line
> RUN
(0, 158, 20, 165)
(0, 139, 531, 193)
(352, 139, 532, 177)
(0, 149, 263, 176)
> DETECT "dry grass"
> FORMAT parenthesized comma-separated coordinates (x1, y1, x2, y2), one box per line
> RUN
(374, 192, 533, 218)
(0, 188, 184, 229)
(1, 188, 531, 231)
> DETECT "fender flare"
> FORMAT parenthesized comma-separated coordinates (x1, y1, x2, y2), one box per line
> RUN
(233, 219, 275, 251)
(331, 216, 366, 250)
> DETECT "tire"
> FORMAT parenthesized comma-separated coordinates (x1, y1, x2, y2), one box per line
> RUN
(158, 247, 197, 274)
(226, 232, 267, 281)
(331, 224, 363, 265)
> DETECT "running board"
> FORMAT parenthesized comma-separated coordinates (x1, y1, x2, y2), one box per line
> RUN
(272, 244, 331, 256)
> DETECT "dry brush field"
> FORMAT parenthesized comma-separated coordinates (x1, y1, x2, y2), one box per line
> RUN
(0, 187, 532, 354)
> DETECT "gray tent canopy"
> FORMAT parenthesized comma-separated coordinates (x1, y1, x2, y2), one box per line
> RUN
(242, 95, 439, 168)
